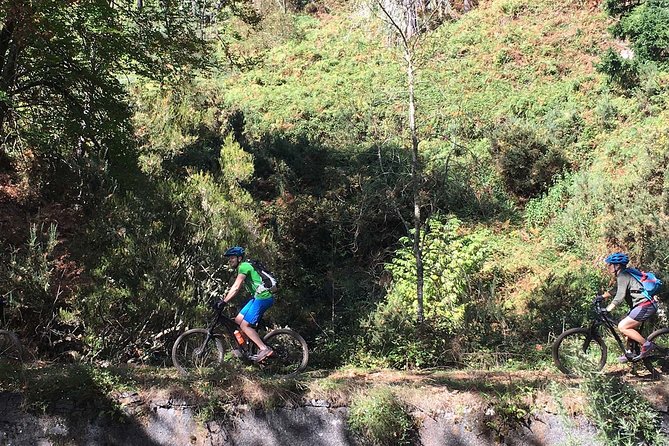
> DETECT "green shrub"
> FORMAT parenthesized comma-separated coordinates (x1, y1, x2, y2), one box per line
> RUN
(348, 387, 414, 446)
(595, 94, 621, 130)
(360, 216, 489, 368)
(544, 172, 607, 255)
(490, 121, 568, 200)
(601, 0, 669, 88)
(582, 374, 665, 446)
(485, 388, 535, 441)
(358, 298, 459, 368)
(604, 0, 642, 15)
(75, 158, 269, 361)
(0, 224, 60, 338)
(614, 0, 669, 65)
(525, 173, 574, 229)
(597, 48, 640, 88)
(385, 217, 489, 325)
(522, 270, 605, 343)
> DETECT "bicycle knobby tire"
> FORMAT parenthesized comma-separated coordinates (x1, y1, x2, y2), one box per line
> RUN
(172, 328, 225, 376)
(553, 327, 607, 376)
(643, 327, 669, 379)
(261, 328, 309, 377)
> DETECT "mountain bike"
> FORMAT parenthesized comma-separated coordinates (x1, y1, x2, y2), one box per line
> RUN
(172, 303, 309, 378)
(552, 296, 669, 379)
(0, 295, 23, 362)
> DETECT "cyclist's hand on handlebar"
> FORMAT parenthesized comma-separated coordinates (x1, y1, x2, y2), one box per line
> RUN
(211, 299, 226, 311)
(594, 294, 604, 303)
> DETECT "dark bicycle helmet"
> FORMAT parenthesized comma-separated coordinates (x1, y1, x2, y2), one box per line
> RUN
(604, 252, 629, 265)
(224, 246, 245, 257)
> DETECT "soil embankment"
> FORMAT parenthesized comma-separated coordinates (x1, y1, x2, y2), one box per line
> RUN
(1, 369, 668, 445)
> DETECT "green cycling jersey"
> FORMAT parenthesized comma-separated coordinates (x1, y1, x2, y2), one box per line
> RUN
(238, 261, 273, 299)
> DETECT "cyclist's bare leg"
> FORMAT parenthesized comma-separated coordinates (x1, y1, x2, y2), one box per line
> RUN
(618, 317, 645, 345)
(235, 314, 270, 351)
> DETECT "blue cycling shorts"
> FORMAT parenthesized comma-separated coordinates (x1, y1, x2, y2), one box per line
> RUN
(239, 297, 274, 325)
(628, 301, 657, 322)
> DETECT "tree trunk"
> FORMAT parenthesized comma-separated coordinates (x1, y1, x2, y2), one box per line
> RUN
(0, 17, 17, 147)
(376, 0, 425, 324)
(402, 0, 418, 38)
(406, 47, 424, 324)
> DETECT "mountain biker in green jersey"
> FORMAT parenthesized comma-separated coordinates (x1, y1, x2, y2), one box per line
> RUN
(218, 246, 274, 362)
(600, 252, 657, 362)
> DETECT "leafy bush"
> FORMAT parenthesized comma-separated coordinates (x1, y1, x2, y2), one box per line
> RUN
(597, 49, 640, 89)
(490, 121, 568, 200)
(74, 139, 270, 361)
(522, 270, 605, 343)
(613, 0, 669, 65)
(360, 216, 489, 367)
(348, 387, 414, 446)
(595, 94, 621, 130)
(604, 0, 642, 15)
(525, 173, 574, 229)
(385, 217, 489, 325)
(582, 374, 665, 446)
(0, 224, 61, 343)
(601, 0, 669, 88)
(545, 172, 607, 255)
(485, 388, 535, 441)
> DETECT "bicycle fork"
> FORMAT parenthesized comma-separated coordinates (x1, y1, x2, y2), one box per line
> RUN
(194, 331, 214, 357)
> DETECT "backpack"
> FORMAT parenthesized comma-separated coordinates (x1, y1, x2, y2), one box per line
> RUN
(248, 259, 278, 294)
(625, 268, 663, 304)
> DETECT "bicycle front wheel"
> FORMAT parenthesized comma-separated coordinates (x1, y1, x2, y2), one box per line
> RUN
(553, 327, 607, 376)
(261, 328, 309, 378)
(0, 330, 22, 362)
(643, 327, 669, 380)
(172, 329, 225, 376)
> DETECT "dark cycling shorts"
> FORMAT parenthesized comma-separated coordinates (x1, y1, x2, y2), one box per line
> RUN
(240, 297, 274, 325)
(628, 302, 657, 322)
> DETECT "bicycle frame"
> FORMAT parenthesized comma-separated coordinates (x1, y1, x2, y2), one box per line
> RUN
(588, 301, 647, 361)
(202, 309, 236, 344)
(200, 308, 264, 358)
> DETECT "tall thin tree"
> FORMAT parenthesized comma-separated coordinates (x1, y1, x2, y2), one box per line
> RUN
(375, 0, 432, 323)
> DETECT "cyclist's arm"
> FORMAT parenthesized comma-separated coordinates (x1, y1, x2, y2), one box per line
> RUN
(224, 273, 247, 303)
(605, 275, 629, 311)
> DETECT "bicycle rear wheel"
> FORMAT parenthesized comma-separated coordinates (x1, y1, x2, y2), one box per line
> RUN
(553, 327, 607, 376)
(172, 329, 225, 376)
(643, 327, 669, 380)
(260, 328, 308, 378)
(0, 330, 22, 362)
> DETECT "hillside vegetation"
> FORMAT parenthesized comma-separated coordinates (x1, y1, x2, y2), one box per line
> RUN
(1, 0, 669, 372)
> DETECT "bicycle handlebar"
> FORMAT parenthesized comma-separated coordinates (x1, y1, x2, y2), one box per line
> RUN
(591, 296, 618, 326)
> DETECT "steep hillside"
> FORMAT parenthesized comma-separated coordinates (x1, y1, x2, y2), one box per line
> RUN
(208, 0, 669, 346)
(2, 0, 669, 371)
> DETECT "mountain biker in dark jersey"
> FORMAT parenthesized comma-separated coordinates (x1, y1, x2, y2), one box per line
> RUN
(600, 252, 657, 362)
(219, 246, 274, 362)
